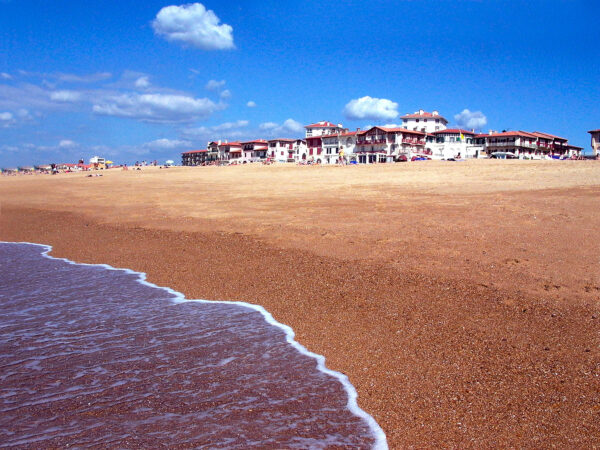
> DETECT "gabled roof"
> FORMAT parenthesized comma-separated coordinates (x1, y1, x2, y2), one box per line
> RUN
(432, 128, 476, 135)
(305, 121, 340, 128)
(218, 141, 242, 147)
(401, 111, 448, 121)
(477, 131, 538, 139)
(241, 139, 268, 144)
(532, 131, 566, 141)
(358, 126, 426, 136)
(182, 149, 207, 154)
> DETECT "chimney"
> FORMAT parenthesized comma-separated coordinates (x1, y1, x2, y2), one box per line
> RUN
(432, 110, 438, 116)
(488, 130, 493, 135)
(418, 109, 424, 115)
(218, 139, 221, 145)
(338, 123, 343, 128)
(356, 128, 360, 132)
(471, 129, 475, 133)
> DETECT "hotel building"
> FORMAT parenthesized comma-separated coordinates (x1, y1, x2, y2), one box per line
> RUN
(401, 110, 448, 133)
(355, 126, 427, 163)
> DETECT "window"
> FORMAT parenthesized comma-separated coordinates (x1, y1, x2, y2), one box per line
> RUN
(435, 126, 439, 131)
(416, 119, 420, 123)
(435, 119, 439, 123)
(424, 119, 427, 123)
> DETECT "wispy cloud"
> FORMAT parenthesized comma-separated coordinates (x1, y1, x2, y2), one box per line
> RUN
(152, 3, 235, 50)
(246, 100, 256, 108)
(259, 118, 303, 137)
(56, 72, 112, 83)
(143, 138, 192, 149)
(92, 93, 222, 123)
(50, 90, 83, 102)
(205, 79, 226, 91)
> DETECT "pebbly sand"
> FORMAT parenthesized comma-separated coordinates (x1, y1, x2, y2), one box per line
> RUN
(1, 160, 599, 447)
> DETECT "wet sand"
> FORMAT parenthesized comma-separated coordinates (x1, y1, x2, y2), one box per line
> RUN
(1, 160, 599, 447)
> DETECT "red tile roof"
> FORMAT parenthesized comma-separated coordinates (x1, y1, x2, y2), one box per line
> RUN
(401, 112, 447, 121)
(477, 131, 538, 139)
(182, 149, 207, 154)
(532, 131, 566, 141)
(241, 139, 268, 144)
(432, 128, 475, 135)
(305, 121, 340, 128)
(267, 138, 296, 142)
(218, 141, 242, 147)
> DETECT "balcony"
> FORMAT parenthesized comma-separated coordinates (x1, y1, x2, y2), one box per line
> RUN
(402, 139, 425, 145)
(356, 139, 387, 145)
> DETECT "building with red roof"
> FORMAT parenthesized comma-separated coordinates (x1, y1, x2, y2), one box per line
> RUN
(401, 110, 448, 133)
(304, 120, 347, 139)
(353, 126, 428, 163)
(182, 149, 209, 166)
(473, 131, 582, 159)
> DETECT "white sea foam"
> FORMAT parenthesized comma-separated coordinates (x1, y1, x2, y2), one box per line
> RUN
(2, 241, 388, 450)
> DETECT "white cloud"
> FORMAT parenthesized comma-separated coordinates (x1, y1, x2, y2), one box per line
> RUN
(220, 89, 231, 99)
(259, 118, 303, 136)
(259, 122, 277, 130)
(144, 138, 192, 149)
(152, 3, 235, 50)
(343, 96, 399, 121)
(183, 119, 249, 137)
(92, 93, 221, 123)
(246, 101, 256, 108)
(454, 109, 487, 130)
(50, 90, 83, 102)
(134, 76, 150, 89)
(1, 73, 12, 80)
(0, 112, 13, 121)
(205, 79, 226, 91)
(56, 72, 112, 83)
(59, 139, 78, 148)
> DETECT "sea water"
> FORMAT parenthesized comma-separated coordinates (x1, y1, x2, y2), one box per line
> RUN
(0, 242, 386, 448)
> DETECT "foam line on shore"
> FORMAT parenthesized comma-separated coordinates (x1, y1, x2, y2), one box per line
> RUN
(3, 241, 388, 450)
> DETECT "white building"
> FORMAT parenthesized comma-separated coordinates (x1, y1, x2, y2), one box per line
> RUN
(267, 139, 295, 162)
(304, 121, 346, 138)
(427, 129, 483, 159)
(292, 139, 307, 162)
(401, 110, 448, 133)
(473, 131, 582, 159)
(588, 129, 600, 156)
(242, 140, 269, 161)
(355, 127, 427, 163)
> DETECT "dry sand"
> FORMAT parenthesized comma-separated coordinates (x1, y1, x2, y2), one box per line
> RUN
(1, 160, 599, 447)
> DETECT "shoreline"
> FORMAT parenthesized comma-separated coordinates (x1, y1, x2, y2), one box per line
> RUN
(2, 204, 598, 447)
(3, 240, 387, 448)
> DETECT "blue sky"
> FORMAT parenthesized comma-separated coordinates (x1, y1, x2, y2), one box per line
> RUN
(1, 0, 598, 166)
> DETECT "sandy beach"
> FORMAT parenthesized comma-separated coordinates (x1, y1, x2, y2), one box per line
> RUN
(1, 160, 599, 447)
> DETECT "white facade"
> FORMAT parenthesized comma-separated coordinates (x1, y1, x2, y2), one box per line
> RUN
(293, 139, 307, 162)
(267, 139, 295, 162)
(401, 110, 448, 134)
(589, 130, 600, 156)
(427, 129, 483, 159)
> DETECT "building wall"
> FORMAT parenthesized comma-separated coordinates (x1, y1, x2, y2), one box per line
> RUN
(402, 117, 447, 134)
